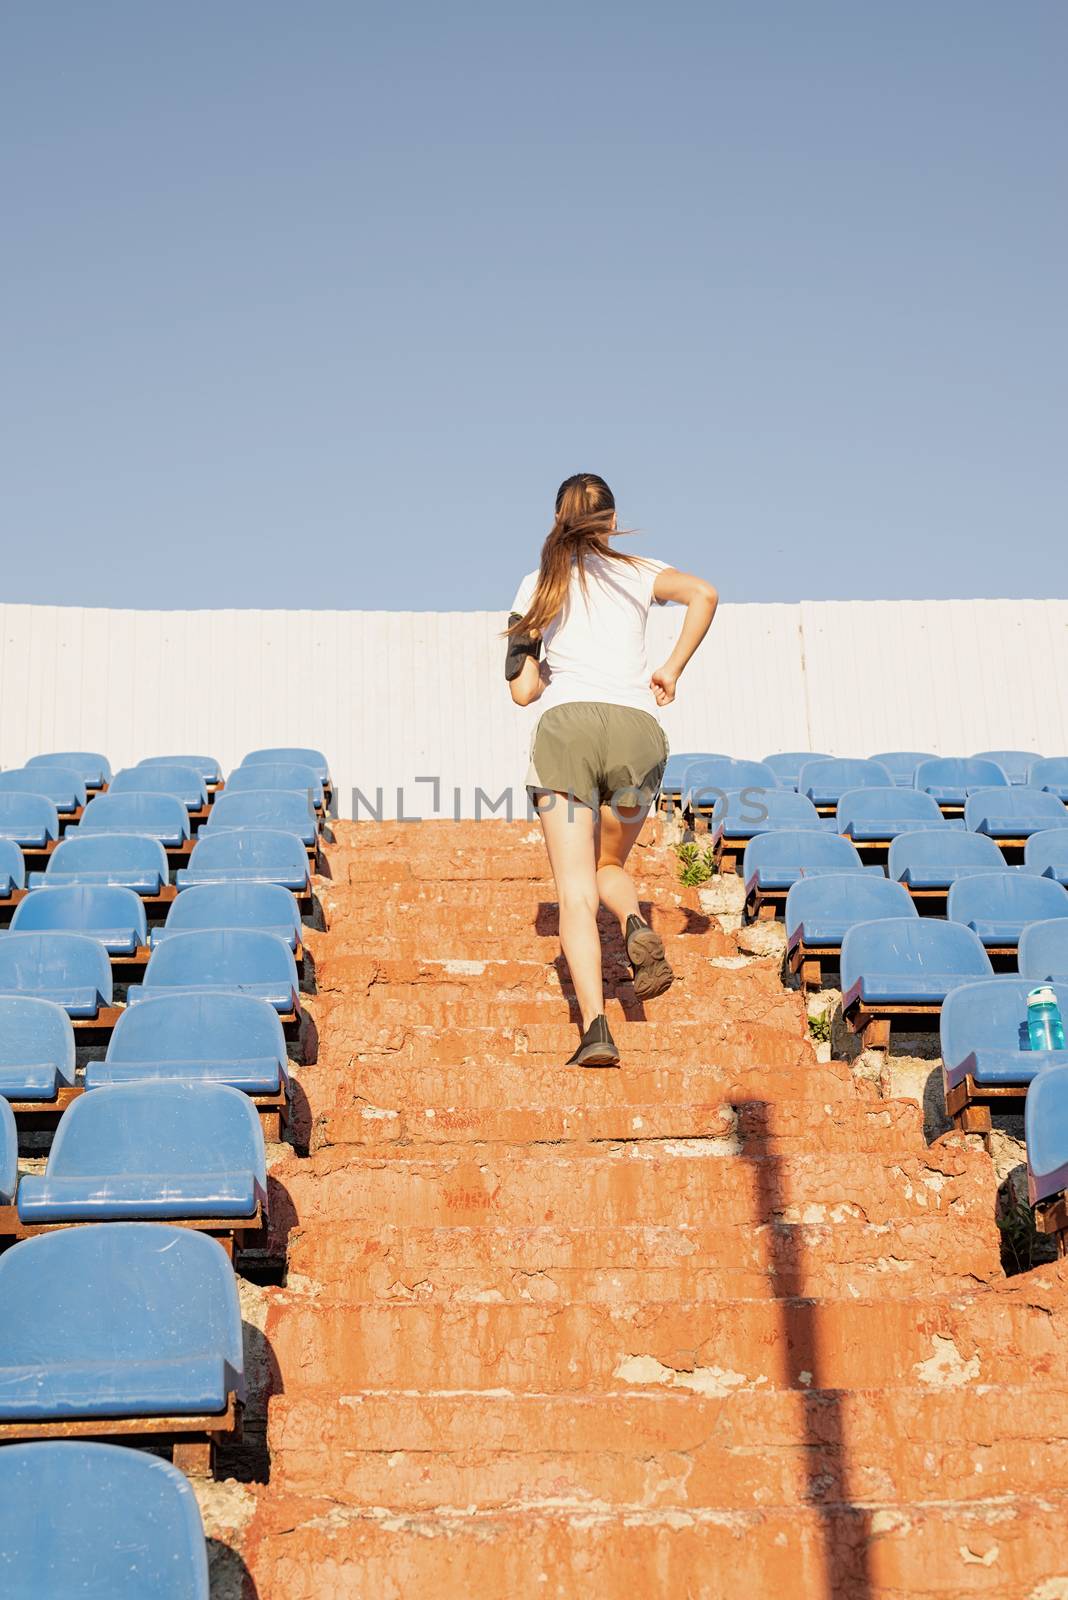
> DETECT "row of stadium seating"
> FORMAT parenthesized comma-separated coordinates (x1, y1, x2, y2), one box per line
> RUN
(0, 744, 331, 1594)
(669, 747, 1068, 1258)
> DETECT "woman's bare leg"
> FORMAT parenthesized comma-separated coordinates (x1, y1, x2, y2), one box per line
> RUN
(536, 792, 604, 1029)
(596, 803, 649, 929)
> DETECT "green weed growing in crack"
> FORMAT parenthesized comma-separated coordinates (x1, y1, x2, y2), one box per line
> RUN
(807, 1009, 832, 1044)
(673, 841, 718, 887)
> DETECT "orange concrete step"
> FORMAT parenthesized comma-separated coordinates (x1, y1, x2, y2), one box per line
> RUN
(264, 1278, 1064, 1394)
(266, 1383, 1068, 1509)
(242, 1490, 1068, 1600)
(282, 1219, 1003, 1300)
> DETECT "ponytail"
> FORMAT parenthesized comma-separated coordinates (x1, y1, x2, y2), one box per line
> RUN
(507, 473, 640, 640)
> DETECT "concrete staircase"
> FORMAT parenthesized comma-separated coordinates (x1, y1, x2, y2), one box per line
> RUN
(235, 819, 1068, 1598)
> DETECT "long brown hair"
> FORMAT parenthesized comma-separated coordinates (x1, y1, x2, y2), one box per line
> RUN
(507, 473, 642, 639)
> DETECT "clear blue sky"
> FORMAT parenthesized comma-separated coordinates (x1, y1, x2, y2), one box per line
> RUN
(2, 2, 1064, 609)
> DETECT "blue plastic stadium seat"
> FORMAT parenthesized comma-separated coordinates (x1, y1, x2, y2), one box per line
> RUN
(836, 786, 954, 842)
(127, 929, 299, 1013)
(154, 881, 303, 950)
(206, 789, 318, 846)
(0, 839, 26, 899)
(743, 830, 876, 896)
(109, 764, 209, 812)
(1025, 1064, 1068, 1205)
(177, 828, 311, 892)
(85, 991, 290, 1095)
(138, 753, 222, 785)
(761, 752, 832, 790)
(841, 919, 992, 1010)
(0, 767, 86, 815)
(683, 757, 779, 809)
(888, 828, 1006, 889)
(17, 1081, 266, 1224)
(797, 759, 894, 807)
(914, 757, 1009, 806)
(661, 752, 723, 798)
(27, 832, 169, 895)
(0, 794, 59, 848)
(0, 1441, 209, 1600)
(242, 746, 331, 786)
(1019, 919, 1068, 984)
(0, 1097, 16, 1205)
(1025, 830, 1068, 887)
(76, 792, 190, 847)
(224, 761, 325, 808)
(713, 788, 826, 843)
(11, 885, 147, 955)
(0, 933, 113, 1019)
(785, 874, 917, 953)
(869, 751, 937, 788)
(26, 751, 112, 788)
(963, 786, 1068, 840)
(1029, 758, 1068, 804)
(947, 873, 1068, 948)
(941, 977, 1068, 1091)
(0, 997, 76, 1102)
(0, 1223, 244, 1420)
(973, 750, 1042, 786)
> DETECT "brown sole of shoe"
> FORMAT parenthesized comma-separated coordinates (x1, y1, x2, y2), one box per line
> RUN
(566, 1043, 621, 1068)
(627, 927, 675, 1000)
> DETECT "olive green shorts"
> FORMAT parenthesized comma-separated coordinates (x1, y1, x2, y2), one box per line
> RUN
(527, 702, 669, 811)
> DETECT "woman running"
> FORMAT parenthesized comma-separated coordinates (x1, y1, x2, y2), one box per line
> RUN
(506, 472, 718, 1066)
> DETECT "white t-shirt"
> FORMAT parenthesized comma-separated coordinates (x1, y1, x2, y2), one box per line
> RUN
(511, 552, 671, 717)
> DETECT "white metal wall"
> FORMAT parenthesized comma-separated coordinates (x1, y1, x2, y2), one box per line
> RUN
(1, 599, 1066, 817)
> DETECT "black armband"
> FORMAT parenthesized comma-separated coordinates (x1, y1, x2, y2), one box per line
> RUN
(505, 613, 542, 681)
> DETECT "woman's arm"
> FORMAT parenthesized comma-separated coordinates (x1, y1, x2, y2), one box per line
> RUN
(649, 568, 718, 706)
(509, 653, 547, 707)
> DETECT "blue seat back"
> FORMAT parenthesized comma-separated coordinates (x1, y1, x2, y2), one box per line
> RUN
(25, 752, 112, 786)
(79, 792, 190, 842)
(888, 828, 1005, 882)
(785, 874, 917, 943)
(0, 996, 76, 1087)
(38, 832, 169, 889)
(683, 757, 778, 806)
(717, 788, 823, 832)
(0, 1223, 242, 1373)
(182, 827, 309, 881)
(224, 762, 324, 805)
(743, 829, 866, 887)
(947, 872, 1068, 932)
(45, 1081, 266, 1189)
(914, 757, 1009, 801)
(869, 751, 936, 786)
(1029, 758, 1068, 802)
(241, 746, 330, 784)
(207, 789, 317, 840)
(1019, 919, 1068, 983)
(11, 885, 147, 945)
(761, 752, 832, 789)
(941, 976, 1068, 1064)
(140, 928, 297, 992)
(0, 1442, 209, 1599)
(138, 754, 222, 784)
(1025, 829, 1068, 880)
(0, 793, 59, 844)
(840, 918, 992, 994)
(0, 839, 26, 895)
(661, 752, 723, 793)
(109, 765, 208, 809)
(964, 786, 1068, 833)
(973, 750, 1042, 785)
(797, 758, 894, 804)
(0, 933, 112, 1006)
(165, 881, 302, 942)
(836, 786, 944, 830)
(0, 1097, 16, 1205)
(104, 990, 287, 1069)
(0, 767, 86, 811)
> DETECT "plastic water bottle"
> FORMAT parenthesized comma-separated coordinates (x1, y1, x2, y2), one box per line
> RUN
(1027, 986, 1066, 1051)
